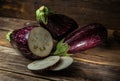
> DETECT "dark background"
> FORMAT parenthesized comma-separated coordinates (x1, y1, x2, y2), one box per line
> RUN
(0, 0, 120, 30)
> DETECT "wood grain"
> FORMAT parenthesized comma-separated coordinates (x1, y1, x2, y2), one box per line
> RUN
(0, 17, 36, 30)
(0, 70, 49, 81)
(0, 45, 119, 81)
(0, 46, 89, 81)
(0, 0, 120, 29)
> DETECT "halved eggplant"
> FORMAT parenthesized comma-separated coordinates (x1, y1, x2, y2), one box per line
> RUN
(27, 56, 60, 70)
(51, 56, 73, 71)
(7, 26, 53, 60)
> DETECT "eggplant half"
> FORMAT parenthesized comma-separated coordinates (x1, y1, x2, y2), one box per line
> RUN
(36, 6, 78, 40)
(54, 23, 108, 56)
(7, 26, 53, 60)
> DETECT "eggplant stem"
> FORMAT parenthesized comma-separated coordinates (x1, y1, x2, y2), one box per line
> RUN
(54, 39, 70, 56)
(36, 6, 54, 24)
(6, 31, 13, 41)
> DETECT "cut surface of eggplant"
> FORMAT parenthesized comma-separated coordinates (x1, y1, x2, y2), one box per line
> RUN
(28, 27, 53, 57)
(51, 56, 73, 71)
(27, 56, 60, 70)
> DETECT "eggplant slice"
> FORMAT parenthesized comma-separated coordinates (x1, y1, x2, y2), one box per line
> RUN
(27, 56, 60, 70)
(28, 27, 53, 58)
(51, 56, 73, 71)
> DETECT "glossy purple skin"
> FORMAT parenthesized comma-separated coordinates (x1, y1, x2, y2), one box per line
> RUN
(40, 14, 78, 40)
(10, 25, 40, 60)
(64, 23, 107, 53)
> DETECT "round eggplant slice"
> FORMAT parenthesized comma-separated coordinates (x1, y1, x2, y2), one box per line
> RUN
(51, 56, 73, 71)
(28, 27, 53, 58)
(27, 56, 60, 70)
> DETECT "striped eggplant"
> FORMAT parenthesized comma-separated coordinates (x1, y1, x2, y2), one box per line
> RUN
(54, 23, 108, 56)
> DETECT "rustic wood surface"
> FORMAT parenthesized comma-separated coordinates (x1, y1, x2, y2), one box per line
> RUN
(0, 0, 120, 30)
(0, 17, 120, 81)
(0, 70, 49, 81)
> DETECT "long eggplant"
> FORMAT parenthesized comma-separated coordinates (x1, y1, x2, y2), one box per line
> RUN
(6, 25, 53, 60)
(36, 6, 78, 40)
(54, 23, 108, 56)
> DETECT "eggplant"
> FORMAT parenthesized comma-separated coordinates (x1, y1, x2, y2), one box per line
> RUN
(54, 23, 108, 56)
(36, 6, 78, 40)
(7, 26, 53, 60)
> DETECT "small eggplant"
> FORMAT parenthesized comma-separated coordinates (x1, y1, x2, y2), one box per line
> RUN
(54, 23, 108, 56)
(36, 6, 78, 40)
(6, 26, 53, 60)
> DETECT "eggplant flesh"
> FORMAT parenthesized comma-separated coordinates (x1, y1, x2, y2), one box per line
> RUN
(28, 27, 53, 58)
(27, 56, 60, 70)
(51, 56, 73, 71)
(40, 14, 78, 40)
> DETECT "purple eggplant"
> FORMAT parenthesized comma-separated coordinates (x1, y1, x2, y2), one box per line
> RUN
(54, 23, 107, 56)
(7, 25, 53, 60)
(9, 26, 37, 60)
(36, 6, 78, 40)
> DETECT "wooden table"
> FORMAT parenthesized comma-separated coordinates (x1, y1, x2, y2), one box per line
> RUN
(0, 17, 120, 81)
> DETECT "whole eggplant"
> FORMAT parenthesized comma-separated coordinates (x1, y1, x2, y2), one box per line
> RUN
(54, 23, 107, 56)
(36, 6, 78, 40)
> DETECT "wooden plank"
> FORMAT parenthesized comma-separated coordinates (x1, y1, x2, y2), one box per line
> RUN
(0, 0, 120, 29)
(0, 17, 36, 30)
(0, 46, 89, 81)
(0, 70, 49, 81)
(0, 46, 60, 81)
(0, 45, 59, 81)
(0, 0, 35, 20)
(0, 45, 119, 81)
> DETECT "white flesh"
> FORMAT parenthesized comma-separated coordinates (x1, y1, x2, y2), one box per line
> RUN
(51, 56, 73, 71)
(28, 27, 53, 57)
(27, 56, 60, 70)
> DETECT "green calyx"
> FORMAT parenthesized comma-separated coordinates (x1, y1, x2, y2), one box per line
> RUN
(54, 39, 71, 56)
(36, 6, 54, 24)
(6, 31, 12, 41)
